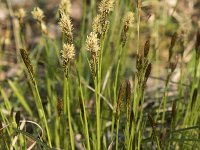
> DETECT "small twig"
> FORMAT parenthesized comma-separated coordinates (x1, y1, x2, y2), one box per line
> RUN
(80, 77, 113, 110)
(150, 76, 189, 87)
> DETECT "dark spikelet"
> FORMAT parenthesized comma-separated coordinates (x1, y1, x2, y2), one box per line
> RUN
(57, 99, 64, 116)
(145, 63, 152, 80)
(102, 20, 110, 38)
(126, 80, 131, 115)
(89, 57, 97, 78)
(20, 48, 33, 75)
(171, 101, 176, 120)
(79, 97, 85, 118)
(169, 56, 178, 73)
(169, 32, 177, 61)
(160, 128, 167, 148)
(195, 29, 200, 56)
(116, 81, 125, 118)
(0, 120, 3, 135)
(129, 109, 135, 132)
(136, 54, 143, 72)
(15, 111, 21, 129)
(148, 113, 157, 137)
(10, 107, 14, 121)
(171, 32, 178, 49)
(148, 113, 155, 128)
(144, 39, 150, 58)
(191, 88, 198, 110)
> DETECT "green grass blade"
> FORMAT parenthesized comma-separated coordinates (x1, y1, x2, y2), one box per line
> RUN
(8, 80, 33, 116)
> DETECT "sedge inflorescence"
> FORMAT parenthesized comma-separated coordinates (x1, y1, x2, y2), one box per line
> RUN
(31, 7, 48, 34)
(58, 0, 75, 77)
(58, 13, 73, 44)
(86, 32, 100, 55)
(61, 43, 75, 63)
(59, 0, 72, 15)
(121, 11, 134, 46)
(16, 8, 26, 24)
(86, 0, 115, 77)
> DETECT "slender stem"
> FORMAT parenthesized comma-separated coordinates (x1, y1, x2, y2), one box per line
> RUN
(34, 80, 52, 147)
(65, 77, 75, 150)
(137, 1, 141, 55)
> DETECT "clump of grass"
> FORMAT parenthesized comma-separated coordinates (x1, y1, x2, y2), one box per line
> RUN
(0, 0, 200, 149)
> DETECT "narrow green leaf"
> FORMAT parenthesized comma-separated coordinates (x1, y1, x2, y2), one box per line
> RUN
(8, 80, 33, 116)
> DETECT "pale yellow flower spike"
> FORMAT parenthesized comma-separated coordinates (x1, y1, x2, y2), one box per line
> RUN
(99, 0, 115, 16)
(61, 43, 75, 62)
(58, 13, 73, 43)
(123, 12, 134, 28)
(16, 8, 26, 20)
(59, 0, 72, 15)
(92, 15, 103, 35)
(31, 7, 44, 22)
(86, 32, 100, 54)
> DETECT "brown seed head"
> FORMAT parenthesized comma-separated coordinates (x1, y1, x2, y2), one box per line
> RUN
(116, 81, 125, 118)
(170, 32, 177, 50)
(20, 48, 33, 75)
(144, 39, 150, 58)
(169, 32, 177, 61)
(145, 63, 152, 81)
(169, 56, 178, 73)
(57, 99, 64, 116)
(136, 54, 143, 72)
(126, 80, 131, 115)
